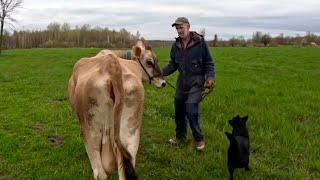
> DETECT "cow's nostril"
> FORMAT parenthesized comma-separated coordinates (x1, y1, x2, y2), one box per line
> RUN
(161, 82, 166, 87)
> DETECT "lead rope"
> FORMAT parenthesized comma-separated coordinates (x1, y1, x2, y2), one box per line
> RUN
(165, 80, 176, 89)
(165, 79, 214, 101)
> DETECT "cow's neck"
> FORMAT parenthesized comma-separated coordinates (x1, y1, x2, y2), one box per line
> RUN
(118, 59, 149, 83)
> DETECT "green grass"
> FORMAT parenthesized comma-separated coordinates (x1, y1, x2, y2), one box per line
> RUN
(0, 47, 319, 179)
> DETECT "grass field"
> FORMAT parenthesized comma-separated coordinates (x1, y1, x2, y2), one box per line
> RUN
(0, 47, 319, 179)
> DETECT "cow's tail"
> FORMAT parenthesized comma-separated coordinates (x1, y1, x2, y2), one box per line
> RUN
(109, 55, 138, 180)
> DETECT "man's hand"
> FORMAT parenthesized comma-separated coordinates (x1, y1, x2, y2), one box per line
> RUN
(204, 80, 215, 89)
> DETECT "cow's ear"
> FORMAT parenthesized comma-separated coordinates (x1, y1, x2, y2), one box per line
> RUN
(145, 45, 152, 51)
(135, 40, 145, 49)
(132, 46, 141, 57)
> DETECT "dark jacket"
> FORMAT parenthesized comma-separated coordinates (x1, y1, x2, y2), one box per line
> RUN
(162, 32, 215, 102)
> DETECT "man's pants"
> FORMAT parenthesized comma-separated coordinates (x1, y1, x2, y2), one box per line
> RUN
(174, 95, 204, 142)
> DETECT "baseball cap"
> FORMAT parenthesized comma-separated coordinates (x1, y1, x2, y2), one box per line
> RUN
(171, 17, 190, 27)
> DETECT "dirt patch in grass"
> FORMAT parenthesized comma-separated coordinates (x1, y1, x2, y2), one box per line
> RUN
(1, 125, 13, 134)
(296, 115, 310, 123)
(53, 97, 67, 102)
(0, 106, 8, 112)
(0, 157, 11, 180)
(308, 166, 320, 176)
(47, 135, 63, 148)
(0, 173, 12, 180)
(29, 123, 45, 132)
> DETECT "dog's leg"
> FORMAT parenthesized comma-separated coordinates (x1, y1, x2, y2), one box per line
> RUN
(228, 166, 234, 180)
(245, 165, 250, 171)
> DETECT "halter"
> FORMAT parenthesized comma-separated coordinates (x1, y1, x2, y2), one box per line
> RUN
(136, 57, 162, 84)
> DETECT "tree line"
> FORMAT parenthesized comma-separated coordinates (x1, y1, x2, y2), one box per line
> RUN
(2, 22, 142, 49)
(144, 32, 320, 48)
(2, 22, 320, 49)
(208, 31, 320, 47)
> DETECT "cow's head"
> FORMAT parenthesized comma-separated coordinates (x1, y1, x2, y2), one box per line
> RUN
(132, 41, 166, 88)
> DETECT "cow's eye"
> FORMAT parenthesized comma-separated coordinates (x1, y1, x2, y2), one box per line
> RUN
(146, 60, 153, 66)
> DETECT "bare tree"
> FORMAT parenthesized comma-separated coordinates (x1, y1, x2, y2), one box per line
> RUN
(0, 0, 22, 54)
(252, 31, 262, 44)
(261, 34, 271, 47)
(199, 28, 205, 37)
(213, 34, 218, 46)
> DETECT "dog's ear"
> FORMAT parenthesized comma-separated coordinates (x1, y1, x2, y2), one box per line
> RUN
(242, 115, 249, 124)
(228, 120, 234, 126)
(232, 115, 241, 123)
(225, 132, 235, 142)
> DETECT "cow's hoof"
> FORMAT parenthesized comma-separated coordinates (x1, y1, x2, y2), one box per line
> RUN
(93, 169, 107, 180)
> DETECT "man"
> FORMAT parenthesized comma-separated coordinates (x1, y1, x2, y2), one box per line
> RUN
(162, 17, 215, 151)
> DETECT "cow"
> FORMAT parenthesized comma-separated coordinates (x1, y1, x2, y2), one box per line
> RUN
(310, 42, 318, 47)
(68, 41, 165, 180)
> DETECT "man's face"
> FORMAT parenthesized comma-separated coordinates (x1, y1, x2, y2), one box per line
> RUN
(175, 23, 190, 39)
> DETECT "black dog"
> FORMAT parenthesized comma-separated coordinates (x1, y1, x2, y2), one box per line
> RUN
(225, 115, 250, 180)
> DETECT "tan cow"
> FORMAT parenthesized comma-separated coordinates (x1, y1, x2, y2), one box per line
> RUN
(68, 41, 165, 180)
(310, 42, 318, 47)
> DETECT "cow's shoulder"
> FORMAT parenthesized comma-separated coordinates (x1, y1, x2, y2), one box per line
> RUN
(73, 55, 121, 96)
(96, 49, 115, 57)
(119, 64, 144, 106)
(122, 72, 144, 99)
(73, 57, 92, 74)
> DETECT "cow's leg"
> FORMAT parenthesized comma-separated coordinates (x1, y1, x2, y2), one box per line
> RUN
(125, 134, 140, 167)
(114, 146, 126, 180)
(113, 136, 139, 180)
(82, 123, 107, 180)
(114, 113, 141, 180)
(101, 126, 117, 172)
(120, 98, 143, 168)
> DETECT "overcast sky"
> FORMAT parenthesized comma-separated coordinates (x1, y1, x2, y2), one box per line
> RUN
(11, 0, 320, 40)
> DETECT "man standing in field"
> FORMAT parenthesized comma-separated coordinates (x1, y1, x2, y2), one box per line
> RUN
(162, 17, 215, 151)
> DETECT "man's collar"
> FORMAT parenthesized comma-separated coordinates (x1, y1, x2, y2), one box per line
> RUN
(175, 31, 203, 49)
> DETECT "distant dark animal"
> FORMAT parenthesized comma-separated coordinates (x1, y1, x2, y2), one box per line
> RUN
(225, 115, 250, 180)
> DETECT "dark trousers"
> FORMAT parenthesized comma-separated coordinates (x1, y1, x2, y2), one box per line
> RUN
(174, 95, 204, 142)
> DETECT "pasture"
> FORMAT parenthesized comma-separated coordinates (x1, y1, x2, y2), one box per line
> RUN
(0, 47, 319, 179)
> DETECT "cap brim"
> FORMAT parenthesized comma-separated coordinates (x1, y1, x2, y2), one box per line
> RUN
(171, 22, 189, 27)
(172, 23, 182, 27)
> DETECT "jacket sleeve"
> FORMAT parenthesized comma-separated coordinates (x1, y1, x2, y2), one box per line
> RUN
(162, 45, 178, 76)
(202, 40, 215, 80)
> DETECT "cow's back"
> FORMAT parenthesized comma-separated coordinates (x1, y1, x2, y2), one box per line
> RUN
(68, 54, 123, 123)
(97, 49, 130, 60)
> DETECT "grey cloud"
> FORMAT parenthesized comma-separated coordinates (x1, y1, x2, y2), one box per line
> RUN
(11, 0, 320, 40)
